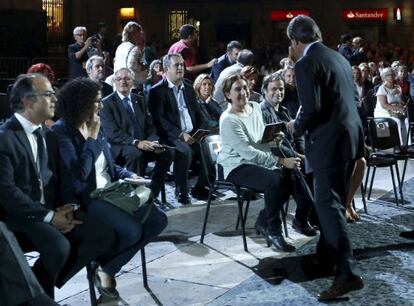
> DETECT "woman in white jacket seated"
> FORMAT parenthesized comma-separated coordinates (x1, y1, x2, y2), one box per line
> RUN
(374, 67, 409, 145)
(217, 74, 301, 252)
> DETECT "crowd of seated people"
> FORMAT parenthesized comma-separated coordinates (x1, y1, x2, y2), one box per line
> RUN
(3, 20, 414, 305)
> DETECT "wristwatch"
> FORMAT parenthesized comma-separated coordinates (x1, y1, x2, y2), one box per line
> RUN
(132, 139, 140, 146)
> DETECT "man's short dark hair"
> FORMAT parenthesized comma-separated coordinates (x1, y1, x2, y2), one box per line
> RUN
(237, 49, 254, 66)
(227, 40, 242, 52)
(340, 34, 352, 44)
(10, 74, 44, 113)
(286, 15, 322, 44)
(261, 73, 284, 94)
(179, 24, 195, 40)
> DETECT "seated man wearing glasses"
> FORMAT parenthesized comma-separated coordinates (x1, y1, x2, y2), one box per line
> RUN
(100, 67, 173, 200)
(0, 74, 115, 298)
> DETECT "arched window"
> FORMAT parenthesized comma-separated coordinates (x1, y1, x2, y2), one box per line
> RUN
(42, 0, 64, 39)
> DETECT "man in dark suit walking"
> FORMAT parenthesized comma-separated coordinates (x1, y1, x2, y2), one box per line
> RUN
(286, 15, 364, 300)
(100, 67, 172, 199)
(148, 53, 209, 204)
(0, 74, 115, 298)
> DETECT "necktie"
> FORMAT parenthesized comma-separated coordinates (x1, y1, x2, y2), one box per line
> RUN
(122, 97, 143, 140)
(33, 128, 52, 185)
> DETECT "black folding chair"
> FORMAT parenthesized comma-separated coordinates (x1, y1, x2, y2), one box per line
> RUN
(365, 117, 406, 205)
(199, 134, 288, 252)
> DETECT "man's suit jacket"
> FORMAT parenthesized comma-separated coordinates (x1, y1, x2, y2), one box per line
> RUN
(0, 221, 44, 306)
(0, 115, 78, 222)
(293, 42, 364, 172)
(147, 79, 206, 146)
(51, 119, 133, 204)
(210, 53, 232, 83)
(260, 100, 305, 156)
(100, 92, 158, 157)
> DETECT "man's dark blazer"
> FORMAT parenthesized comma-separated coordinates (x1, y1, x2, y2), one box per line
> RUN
(51, 119, 133, 204)
(101, 81, 113, 98)
(293, 42, 364, 173)
(0, 115, 78, 222)
(147, 79, 207, 146)
(0, 221, 45, 306)
(260, 100, 305, 156)
(100, 91, 158, 157)
(210, 53, 232, 83)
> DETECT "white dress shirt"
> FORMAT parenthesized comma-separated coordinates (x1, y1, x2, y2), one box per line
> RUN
(167, 78, 193, 133)
(15, 113, 54, 223)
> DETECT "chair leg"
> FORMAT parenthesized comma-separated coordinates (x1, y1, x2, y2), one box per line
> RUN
(160, 183, 166, 204)
(200, 188, 214, 243)
(401, 159, 408, 188)
(394, 163, 404, 204)
(236, 190, 248, 252)
(368, 166, 376, 200)
(242, 198, 251, 229)
(86, 262, 98, 306)
(141, 248, 148, 289)
(360, 183, 368, 213)
(390, 166, 400, 206)
(282, 201, 289, 238)
(364, 166, 371, 200)
(235, 195, 250, 230)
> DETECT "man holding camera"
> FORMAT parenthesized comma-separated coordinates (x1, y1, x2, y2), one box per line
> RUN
(68, 26, 104, 79)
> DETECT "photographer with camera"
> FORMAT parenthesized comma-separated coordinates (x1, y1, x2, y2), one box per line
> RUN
(68, 26, 106, 79)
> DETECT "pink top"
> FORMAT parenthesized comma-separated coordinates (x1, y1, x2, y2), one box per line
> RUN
(168, 40, 196, 69)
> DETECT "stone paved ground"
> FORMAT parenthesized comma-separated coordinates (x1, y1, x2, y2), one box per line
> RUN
(54, 161, 414, 306)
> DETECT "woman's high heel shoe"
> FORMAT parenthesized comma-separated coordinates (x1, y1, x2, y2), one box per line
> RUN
(94, 269, 120, 299)
(265, 232, 296, 252)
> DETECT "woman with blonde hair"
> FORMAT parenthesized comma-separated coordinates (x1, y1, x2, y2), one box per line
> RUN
(193, 73, 222, 131)
(113, 21, 147, 89)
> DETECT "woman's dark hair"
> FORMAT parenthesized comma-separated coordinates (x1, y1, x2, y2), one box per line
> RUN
(222, 74, 248, 103)
(57, 78, 101, 128)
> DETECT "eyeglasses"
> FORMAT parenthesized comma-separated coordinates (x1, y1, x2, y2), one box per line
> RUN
(114, 77, 132, 82)
(26, 91, 56, 98)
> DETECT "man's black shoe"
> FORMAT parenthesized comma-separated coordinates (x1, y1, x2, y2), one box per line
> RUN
(318, 276, 364, 301)
(400, 230, 414, 239)
(175, 190, 191, 205)
(190, 186, 215, 201)
(292, 218, 318, 236)
(265, 232, 296, 252)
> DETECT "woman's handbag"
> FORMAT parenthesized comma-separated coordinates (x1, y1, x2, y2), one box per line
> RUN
(90, 180, 153, 223)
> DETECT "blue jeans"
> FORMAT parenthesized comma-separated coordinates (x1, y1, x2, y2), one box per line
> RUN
(86, 199, 168, 276)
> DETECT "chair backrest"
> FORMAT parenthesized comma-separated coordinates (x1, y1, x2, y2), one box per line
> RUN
(367, 117, 400, 150)
(200, 134, 222, 187)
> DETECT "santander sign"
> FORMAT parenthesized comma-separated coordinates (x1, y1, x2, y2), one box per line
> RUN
(343, 9, 388, 21)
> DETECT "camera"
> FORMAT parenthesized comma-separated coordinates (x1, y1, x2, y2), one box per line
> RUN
(90, 35, 99, 47)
